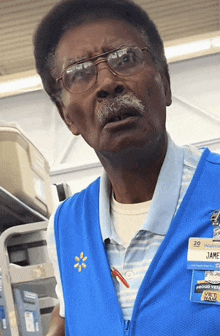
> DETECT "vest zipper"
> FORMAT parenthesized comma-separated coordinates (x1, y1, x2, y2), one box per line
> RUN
(124, 320, 130, 336)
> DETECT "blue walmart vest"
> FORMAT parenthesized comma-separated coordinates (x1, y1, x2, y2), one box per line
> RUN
(55, 148, 220, 335)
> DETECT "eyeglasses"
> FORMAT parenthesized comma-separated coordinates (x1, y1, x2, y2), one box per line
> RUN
(56, 46, 151, 94)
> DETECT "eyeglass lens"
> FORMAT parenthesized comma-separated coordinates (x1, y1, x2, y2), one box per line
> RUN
(63, 47, 145, 93)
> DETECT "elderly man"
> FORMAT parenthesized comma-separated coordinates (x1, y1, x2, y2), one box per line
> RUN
(34, 0, 220, 335)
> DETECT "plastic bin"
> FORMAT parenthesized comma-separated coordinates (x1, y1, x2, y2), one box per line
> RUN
(0, 126, 53, 218)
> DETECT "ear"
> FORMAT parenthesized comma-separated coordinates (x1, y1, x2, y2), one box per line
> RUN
(161, 71, 172, 107)
(58, 102, 81, 136)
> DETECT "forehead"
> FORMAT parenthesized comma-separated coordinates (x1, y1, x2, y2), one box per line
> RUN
(55, 19, 147, 71)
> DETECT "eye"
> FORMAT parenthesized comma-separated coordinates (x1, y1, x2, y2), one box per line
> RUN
(64, 62, 94, 88)
(108, 48, 141, 72)
(119, 50, 136, 64)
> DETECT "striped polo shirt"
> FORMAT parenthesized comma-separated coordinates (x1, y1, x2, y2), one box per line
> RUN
(46, 134, 202, 319)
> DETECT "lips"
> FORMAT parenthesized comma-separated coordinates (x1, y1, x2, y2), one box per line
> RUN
(103, 109, 141, 127)
(97, 93, 146, 128)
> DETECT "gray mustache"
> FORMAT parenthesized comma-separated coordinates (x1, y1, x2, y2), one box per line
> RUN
(97, 93, 145, 125)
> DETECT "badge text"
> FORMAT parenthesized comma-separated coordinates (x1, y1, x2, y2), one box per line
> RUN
(206, 252, 220, 259)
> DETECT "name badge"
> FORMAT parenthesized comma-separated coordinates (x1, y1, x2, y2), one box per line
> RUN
(187, 238, 220, 271)
(188, 238, 220, 304)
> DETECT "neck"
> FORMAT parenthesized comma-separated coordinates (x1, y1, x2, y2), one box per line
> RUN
(97, 134, 168, 204)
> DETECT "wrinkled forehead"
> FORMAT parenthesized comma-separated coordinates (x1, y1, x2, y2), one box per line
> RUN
(55, 19, 148, 72)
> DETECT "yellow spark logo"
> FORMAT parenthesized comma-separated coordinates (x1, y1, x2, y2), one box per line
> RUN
(74, 252, 87, 272)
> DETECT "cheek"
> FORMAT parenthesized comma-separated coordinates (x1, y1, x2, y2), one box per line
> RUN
(137, 73, 167, 129)
(61, 92, 73, 122)
(143, 73, 166, 108)
(61, 88, 72, 107)
(62, 93, 84, 125)
(154, 73, 166, 96)
(128, 70, 164, 103)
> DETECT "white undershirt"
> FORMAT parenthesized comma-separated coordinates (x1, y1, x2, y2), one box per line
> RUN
(111, 194, 152, 247)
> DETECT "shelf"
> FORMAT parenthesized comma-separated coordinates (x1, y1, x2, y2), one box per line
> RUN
(9, 262, 54, 284)
(0, 187, 47, 232)
(0, 221, 54, 336)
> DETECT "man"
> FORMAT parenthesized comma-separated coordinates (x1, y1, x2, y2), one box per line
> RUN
(33, 0, 220, 335)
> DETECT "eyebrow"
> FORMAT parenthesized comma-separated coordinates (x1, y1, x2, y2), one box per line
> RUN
(64, 55, 91, 69)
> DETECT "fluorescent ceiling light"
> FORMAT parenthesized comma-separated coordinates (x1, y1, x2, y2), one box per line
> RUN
(165, 36, 220, 61)
(0, 74, 42, 98)
(212, 36, 220, 48)
(165, 40, 210, 59)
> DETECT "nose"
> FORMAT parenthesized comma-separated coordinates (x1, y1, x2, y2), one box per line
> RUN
(95, 62, 126, 101)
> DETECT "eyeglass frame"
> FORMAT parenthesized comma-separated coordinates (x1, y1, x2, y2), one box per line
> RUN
(56, 45, 152, 94)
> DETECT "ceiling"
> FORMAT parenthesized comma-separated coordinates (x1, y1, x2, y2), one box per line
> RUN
(0, 0, 220, 77)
